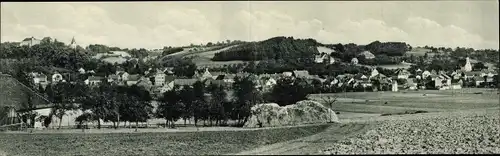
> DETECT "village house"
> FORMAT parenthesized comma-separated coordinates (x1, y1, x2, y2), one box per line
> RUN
(78, 68, 86, 74)
(126, 74, 141, 86)
(107, 74, 120, 83)
(292, 70, 311, 79)
(195, 68, 213, 81)
(84, 76, 104, 86)
(282, 72, 293, 77)
(117, 71, 130, 82)
(30, 72, 48, 85)
(158, 76, 176, 94)
(154, 71, 167, 86)
(256, 76, 277, 92)
(406, 78, 418, 90)
(20, 37, 41, 47)
(314, 53, 336, 64)
(396, 69, 411, 79)
(351, 58, 359, 65)
(473, 76, 485, 87)
(174, 78, 199, 90)
(434, 73, 452, 90)
(358, 51, 376, 59)
(450, 79, 463, 90)
(51, 72, 64, 83)
(137, 77, 153, 91)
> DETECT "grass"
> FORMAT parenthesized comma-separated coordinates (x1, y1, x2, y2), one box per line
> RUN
(310, 89, 499, 115)
(0, 124, 330, 155)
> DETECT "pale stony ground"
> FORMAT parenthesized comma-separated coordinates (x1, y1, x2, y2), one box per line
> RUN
(234, 108, 499, 155)
(323, 108, 500, 154)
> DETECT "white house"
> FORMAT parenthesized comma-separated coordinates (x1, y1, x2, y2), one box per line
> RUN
(20, 37, 41, 47)
(118, 71, 130, 82)
(85, 76, 104, 86)
(351, 58, 359, 64)
(154, 72, 167, 86)
(78, 68, 86, 74)
(31, 72, 48, 85)
(160, 80, 175, 93)
(461, 57, 472, 72)
(396, 69, 410, 79)
(359, 51, 376, 59)
(126, 74, 141, 86)
(422, 70, 431, 79)
(51, 72, 64, 83)
(370, 68, 380, 78)
(282, 72, 293, 77)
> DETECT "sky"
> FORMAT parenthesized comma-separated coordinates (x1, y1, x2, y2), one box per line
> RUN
(1, 1, 499, 50)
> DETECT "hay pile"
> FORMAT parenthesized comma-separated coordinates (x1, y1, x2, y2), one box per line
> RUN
(244, 100, 339, 128)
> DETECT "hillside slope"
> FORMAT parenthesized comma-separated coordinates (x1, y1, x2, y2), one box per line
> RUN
(0, 74, 51, 110)
(212, 36, 322, 61)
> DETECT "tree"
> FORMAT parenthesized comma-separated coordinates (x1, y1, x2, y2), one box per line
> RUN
(46, 83, 77, 129)
(191, 81, 206, 127)
(319, 96, 338, 123)
(122, 95, 152, 132)
(232, 75, 262, 126)
(156, 87, 183, 128)
(268, 77, 313, 106)
(207, 83, 228, 126)
(473, 62, 487, 71)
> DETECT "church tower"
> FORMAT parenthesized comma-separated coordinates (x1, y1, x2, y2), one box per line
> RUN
(462, 57, 472, 72)
(69, 37, 77, 49)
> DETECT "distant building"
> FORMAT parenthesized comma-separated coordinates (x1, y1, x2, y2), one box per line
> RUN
(85, 76, 104, 86)
(78, 68, 86, 74)
(351, 58, 359, 64)
(292, 70, 310, 78)
(20, 37, 41, 47)
(126, 74, 141, 86)
(396, 69, 410, 79)
(51, 72, 64, 83)
(461, 57, 472, 72)
(69, 37, 77, 49)
(358, 51, 375, 59)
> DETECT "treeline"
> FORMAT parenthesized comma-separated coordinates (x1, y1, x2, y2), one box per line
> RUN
(0, 38, 89, 71)
(212, 36, 321, 61)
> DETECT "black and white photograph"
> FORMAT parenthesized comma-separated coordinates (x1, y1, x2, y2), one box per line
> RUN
(0, 1, 499, 155)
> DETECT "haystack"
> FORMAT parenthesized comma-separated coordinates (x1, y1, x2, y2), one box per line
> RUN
(244, 100, 339, 128)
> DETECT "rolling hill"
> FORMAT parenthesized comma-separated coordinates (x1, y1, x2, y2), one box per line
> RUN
(0, 74, 51, 110)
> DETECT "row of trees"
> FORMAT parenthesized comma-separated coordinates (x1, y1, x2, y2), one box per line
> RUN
(212, 36, 320, 62)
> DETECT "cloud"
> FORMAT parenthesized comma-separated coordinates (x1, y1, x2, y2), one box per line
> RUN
(225, 11, 498, 49)
(1, 3, 219, 49)
(1, 3, 498, 50)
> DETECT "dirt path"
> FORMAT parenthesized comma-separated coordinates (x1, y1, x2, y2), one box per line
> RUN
(232, 123, 374, 155)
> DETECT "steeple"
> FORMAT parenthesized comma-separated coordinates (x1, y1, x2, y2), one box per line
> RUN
(69, 37, 77, 49)
(463, 57, 472, 72)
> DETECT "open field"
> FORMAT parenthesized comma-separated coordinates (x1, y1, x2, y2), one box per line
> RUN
(309, 89, 498, 115)
(1, 88, 498, 155)
(0, 124, 329, 155)
(323, 108, 500, 154)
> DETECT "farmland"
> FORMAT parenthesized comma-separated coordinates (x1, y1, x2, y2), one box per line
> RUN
(323, 108, 500, 154)
(1, 87, 498, 155)
(0, 124, 329, 156)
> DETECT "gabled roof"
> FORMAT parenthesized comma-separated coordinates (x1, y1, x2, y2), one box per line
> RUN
(87, 76, 104, 81)
(473, 76, 485, 81)
(174, 79, 198, 86)
(165, 75, 176, 82)
(127, 74, 141, 81)
(108, 74, 120, 79)
(292, 70, 310, 78)
(354, 73, 367, 80)
(396, 69, 410, 75)
(358, 51, 375, 58)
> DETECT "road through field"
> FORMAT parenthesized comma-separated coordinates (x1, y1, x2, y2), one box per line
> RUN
(232, 123, 375, 155)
